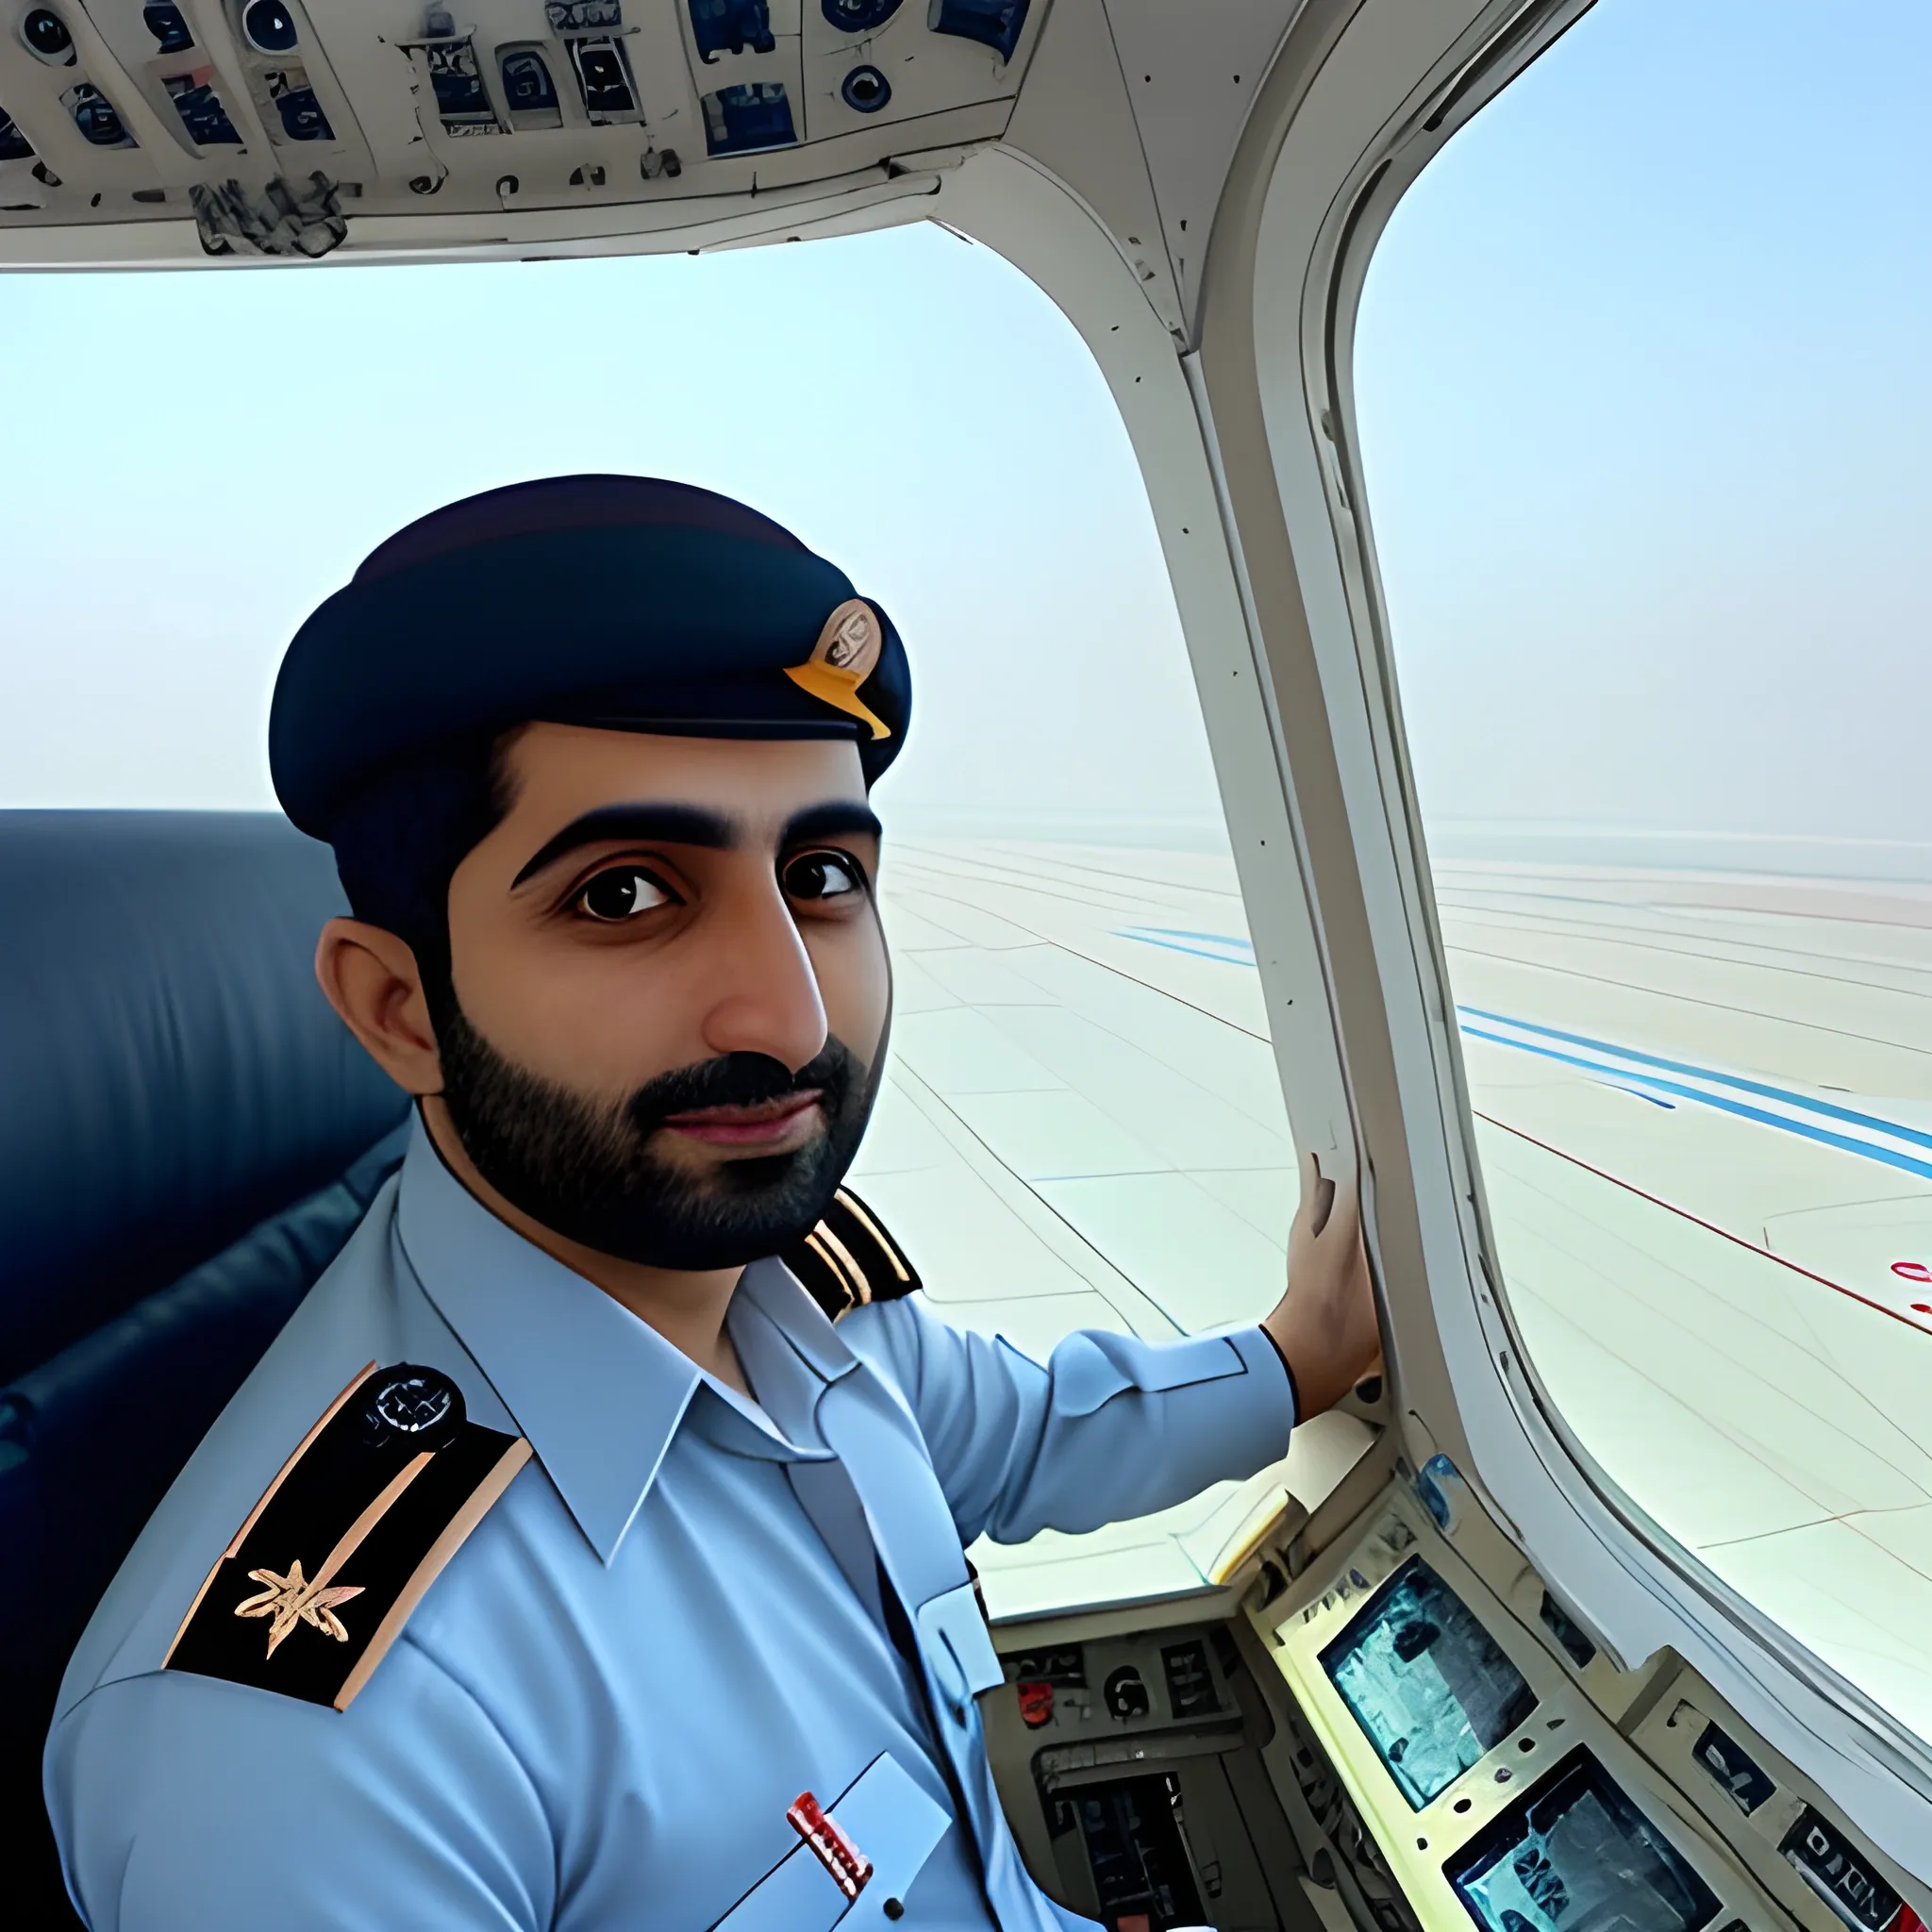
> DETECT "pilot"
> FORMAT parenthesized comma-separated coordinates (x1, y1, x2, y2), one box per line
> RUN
(43, 475, 1380, 1930)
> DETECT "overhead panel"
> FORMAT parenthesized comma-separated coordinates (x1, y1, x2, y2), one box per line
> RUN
(803, 0, 1030, 145)
(0, 0, 1049, 250)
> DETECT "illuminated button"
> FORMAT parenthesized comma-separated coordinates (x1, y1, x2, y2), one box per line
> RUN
(1691, 1722, 1774, 1814)
(1102, 1665, 1149, 1721)
(1780, 1808, 1903, 1932)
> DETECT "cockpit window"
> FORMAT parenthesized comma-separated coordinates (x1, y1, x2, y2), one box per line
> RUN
(1355, 0, 1932, 1742)
(2, 226, 1293, 1616)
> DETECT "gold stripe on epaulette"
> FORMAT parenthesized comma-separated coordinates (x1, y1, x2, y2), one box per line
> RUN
(803, 1228, 862, 1312)
(814, 1221, 874, 1306)
(231, 1450, 436, 1656)
(835, 1190, 912, 1283)
(333, 1438, 531, 1710)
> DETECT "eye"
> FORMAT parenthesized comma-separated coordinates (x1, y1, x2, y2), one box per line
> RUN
(575, 866, 677, 923)
(783, 850, 863, 903)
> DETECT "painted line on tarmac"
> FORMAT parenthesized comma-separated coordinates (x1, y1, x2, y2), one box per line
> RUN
(1461, 1013, 1932, 1185)
(1476, 1112, 1932, 1337)
(1115, 926, 1258, 968)
(1111, 924, 1932, 1188)
(1460, 1008, 1932, 1156)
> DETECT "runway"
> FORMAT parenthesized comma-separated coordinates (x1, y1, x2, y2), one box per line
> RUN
(851, 835, 1301, 1625)
(1440, 858, 1932, 1744)
(858, 838, 1932, 1742)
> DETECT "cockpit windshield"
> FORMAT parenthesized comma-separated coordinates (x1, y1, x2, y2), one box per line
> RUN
(3, 225, 1295, 1623)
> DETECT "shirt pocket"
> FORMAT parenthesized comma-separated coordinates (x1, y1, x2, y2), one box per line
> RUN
(708, 1751, 952, 1932)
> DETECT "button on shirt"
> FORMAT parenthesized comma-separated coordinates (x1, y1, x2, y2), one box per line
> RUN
(47, 1125, 1296, 1931)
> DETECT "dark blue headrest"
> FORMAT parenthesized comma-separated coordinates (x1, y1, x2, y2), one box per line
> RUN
(0, 812, 408, 1384)
(2, 811, 410, 1928)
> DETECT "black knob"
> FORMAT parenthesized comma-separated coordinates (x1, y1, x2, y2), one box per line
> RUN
(841, 64, 891, 113)
(242, 0, 298, 54)
(22, 8, 73, 59)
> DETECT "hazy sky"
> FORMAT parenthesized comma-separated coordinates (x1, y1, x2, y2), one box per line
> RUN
(2, 0, 1924, 855)
(0, 226, 1216, 824)
(1357, 0, 1932, 847)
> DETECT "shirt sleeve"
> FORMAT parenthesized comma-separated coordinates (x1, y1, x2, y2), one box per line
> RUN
(858, 1303, 1297, 1548)
(45, 1639, 555, 1932)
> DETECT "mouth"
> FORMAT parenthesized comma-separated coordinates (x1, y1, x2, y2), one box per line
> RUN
(659, 1090, 824, 1150)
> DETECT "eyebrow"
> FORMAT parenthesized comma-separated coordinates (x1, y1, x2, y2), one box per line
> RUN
(782, 802, 883, 847)
(510, 798, 882, 889)
(511, 803, 738, 887)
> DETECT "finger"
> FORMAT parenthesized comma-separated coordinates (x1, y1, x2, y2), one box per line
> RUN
(1291, 1149, 1322, 1238)
(1325, 1165, 1361, 1243)
(1310, 1174, 1336, 1240)
(1307, 1160, 1359, 1247)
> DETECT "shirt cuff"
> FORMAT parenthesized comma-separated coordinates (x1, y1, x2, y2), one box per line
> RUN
(1254, 1324, 1302, 1427)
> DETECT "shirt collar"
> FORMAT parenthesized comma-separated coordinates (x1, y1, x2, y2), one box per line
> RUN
(393, 1120, 855, 1563)
(726, 1262, 858, 1450)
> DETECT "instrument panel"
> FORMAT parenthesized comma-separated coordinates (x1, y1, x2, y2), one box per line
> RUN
(1247, 1474, 1929, 1932)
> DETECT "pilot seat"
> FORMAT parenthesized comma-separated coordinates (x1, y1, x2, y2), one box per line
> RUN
(0, 811, 409, 1928)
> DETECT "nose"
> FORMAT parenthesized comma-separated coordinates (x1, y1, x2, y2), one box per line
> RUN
(695, 869, 829, 1073)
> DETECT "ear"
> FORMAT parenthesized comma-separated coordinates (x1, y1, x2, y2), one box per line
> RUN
(315, 917, 444, 1096)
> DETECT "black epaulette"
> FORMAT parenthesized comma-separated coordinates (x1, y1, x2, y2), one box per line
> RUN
(783, 1187, 922, 1321)
(164, 1363, 530, 1711)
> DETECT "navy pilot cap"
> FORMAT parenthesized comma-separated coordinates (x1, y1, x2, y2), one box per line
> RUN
(269, 475, 912, 839)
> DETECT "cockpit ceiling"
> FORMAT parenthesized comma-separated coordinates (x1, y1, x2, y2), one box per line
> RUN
(0, 0, 1044, 257)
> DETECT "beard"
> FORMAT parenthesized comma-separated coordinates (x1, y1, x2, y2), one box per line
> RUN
(433, 1000, 881, 1272)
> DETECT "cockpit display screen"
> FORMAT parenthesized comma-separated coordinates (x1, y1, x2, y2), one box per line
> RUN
(1445, 1749, 1722, 1932)
(1320, 1558, 1537, 1809)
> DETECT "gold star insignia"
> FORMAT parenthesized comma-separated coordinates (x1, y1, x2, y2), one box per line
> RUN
(234, 1559, 366, 1657)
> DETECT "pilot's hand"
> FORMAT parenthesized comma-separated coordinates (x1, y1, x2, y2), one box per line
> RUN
(1261, 1151, 1382, 1421)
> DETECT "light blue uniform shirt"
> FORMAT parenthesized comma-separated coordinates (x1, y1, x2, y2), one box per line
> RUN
(46, 1125, 1295, 1930)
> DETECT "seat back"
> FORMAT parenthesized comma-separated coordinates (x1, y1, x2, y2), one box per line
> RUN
(0, 812, 409, 1926)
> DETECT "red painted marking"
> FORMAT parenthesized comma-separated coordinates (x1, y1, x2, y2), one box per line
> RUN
(1475, 1114, 1932, 1335)
(1891, 1260, 1932, 1284)
(787, 1792, 872, 1901)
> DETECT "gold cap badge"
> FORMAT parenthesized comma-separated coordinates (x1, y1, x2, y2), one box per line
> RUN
(783, 598, 891, 741)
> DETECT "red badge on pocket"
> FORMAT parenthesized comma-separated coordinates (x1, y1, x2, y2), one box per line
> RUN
(787, 1791, 874, 1901)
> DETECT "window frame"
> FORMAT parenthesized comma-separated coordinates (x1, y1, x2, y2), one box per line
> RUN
(1189, 0, 1932, 1870)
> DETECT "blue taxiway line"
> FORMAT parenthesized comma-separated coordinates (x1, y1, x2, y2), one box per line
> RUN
(1112, 925, 1932, 1187)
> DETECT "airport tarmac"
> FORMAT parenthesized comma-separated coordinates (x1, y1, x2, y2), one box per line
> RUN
(858, 838, 1932, 1745)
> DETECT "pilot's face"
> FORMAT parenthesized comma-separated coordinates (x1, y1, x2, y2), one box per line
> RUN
(436, 724, 891, 1270)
